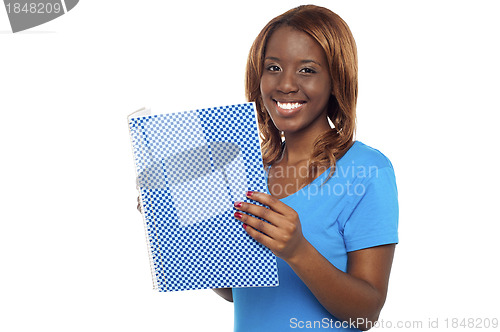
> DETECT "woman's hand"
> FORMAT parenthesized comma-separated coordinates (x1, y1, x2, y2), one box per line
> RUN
(233, 190, 308, 262)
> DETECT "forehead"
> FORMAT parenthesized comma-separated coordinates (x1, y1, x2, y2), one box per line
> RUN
(265, 26, 327, 63)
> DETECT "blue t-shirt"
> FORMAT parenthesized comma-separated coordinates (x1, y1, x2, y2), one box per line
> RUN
(233, 141, 399, 331)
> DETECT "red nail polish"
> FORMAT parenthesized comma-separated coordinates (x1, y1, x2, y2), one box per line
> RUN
(234, 212, 242, 219)
(234, 201, 242, 208)
(242, 224, 247, 230)
(246, 191, 253, 197)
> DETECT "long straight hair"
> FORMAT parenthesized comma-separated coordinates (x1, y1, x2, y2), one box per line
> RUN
(246, 5, 358, 182)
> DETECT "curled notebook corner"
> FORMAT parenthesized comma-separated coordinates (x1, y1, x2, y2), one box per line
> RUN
(128, 107, 151, 121)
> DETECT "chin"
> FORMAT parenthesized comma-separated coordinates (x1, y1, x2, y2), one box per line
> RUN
(275, 124, 302, 134)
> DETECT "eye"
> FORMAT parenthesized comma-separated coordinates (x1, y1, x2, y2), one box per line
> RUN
(299, 67, 316, 74)
(266, 65, 281, 72)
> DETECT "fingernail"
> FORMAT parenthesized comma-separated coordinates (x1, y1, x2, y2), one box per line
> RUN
(234, 201, 242, 208)
(246, 191, 253, 197)
(234, 212, 243, 219)
(242, 224, 247, 230)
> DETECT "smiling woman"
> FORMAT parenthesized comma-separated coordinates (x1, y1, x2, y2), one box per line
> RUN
(260, 26, 333, 136)
(246, 4, 358, 186)
(217, 5, 399, 332)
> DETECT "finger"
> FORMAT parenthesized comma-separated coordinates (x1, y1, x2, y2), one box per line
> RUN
(234, 211, 280, 240)
(234, 201, 283, 227)
(238, 216, 276, 251)
(245, 190, 291, 215)
(137, 196, 142, 212)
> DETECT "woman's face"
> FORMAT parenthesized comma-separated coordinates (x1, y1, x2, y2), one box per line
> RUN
(260, 26, 332, 136)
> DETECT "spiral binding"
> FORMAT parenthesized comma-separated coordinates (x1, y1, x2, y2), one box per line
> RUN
(128, 108, 160, 290)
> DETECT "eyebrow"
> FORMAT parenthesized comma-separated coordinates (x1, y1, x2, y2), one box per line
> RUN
(264, 57, 322, 67)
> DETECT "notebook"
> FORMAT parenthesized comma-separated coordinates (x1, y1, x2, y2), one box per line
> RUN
(128, 102, 279, 292)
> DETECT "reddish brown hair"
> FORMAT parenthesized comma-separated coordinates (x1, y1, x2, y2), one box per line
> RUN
(246, 5, 358, 182)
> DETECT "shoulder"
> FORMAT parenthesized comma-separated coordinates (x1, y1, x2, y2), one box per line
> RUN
(331, 140, 396, 186)
(347, 141, 395, 171)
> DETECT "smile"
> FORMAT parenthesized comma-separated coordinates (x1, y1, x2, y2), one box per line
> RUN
(274, 100, 305, 117)
(276, 101, 304, 110)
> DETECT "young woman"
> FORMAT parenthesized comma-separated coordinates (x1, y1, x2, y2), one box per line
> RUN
(214, 5, 399, 331)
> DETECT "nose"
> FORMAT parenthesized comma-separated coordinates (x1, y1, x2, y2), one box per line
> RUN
(276, 70, 298, 94)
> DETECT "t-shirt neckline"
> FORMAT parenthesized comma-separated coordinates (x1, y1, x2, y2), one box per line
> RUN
(265, 140, 359, 202)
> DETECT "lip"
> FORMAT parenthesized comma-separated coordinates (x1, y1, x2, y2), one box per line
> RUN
(273, 99, 306, 117)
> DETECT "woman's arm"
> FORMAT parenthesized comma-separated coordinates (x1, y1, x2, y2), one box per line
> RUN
(212, 288, 233, 302)
(288, 241, 395, 330)
(235, 191, 395, 331)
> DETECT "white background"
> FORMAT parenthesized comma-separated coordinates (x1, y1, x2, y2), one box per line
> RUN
(1, 1, 499, 331)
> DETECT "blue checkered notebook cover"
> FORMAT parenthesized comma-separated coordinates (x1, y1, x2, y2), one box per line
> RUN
(128, 103, 279, 292)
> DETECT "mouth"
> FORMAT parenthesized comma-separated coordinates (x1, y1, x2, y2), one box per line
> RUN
(274, 100, 305, 116)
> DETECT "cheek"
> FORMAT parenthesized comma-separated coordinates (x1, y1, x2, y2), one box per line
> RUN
(259, 75, 272, 98)
(304, 80, 332, 104)
(259, 76, 277, 115)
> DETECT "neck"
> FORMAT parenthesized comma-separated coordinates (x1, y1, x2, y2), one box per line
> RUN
(279, 114, 333, 165)
(282, 129, 327, 166)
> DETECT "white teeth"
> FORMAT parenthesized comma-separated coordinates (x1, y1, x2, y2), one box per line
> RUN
(277, 101, 303, 110)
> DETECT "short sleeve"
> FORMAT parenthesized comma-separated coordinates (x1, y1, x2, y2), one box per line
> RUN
(341, 166, 399, 252)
